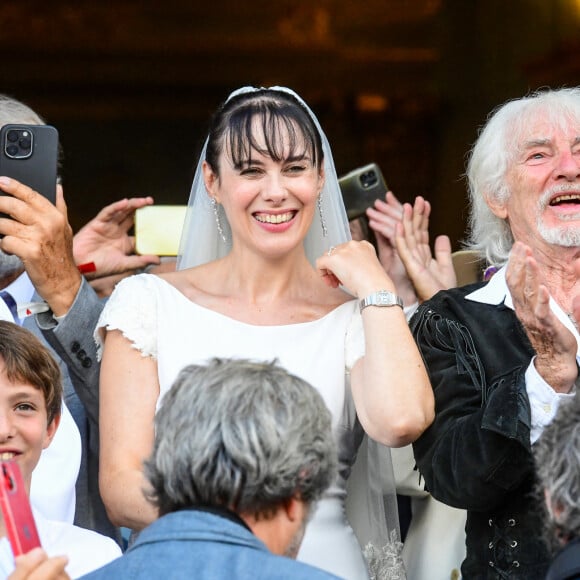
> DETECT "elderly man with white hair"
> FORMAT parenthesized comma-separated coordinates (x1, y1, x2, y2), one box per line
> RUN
(409, 87, 580, 579)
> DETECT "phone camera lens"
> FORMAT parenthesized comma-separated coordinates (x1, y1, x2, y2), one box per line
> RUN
(359, 170, 377, 189)
(5, 144, 18, 157)
(6, 130, 18, 143)
(19, 137, 31, 150)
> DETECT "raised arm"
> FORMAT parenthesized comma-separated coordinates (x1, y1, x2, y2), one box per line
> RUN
(316, 240, 434, 447)
(99, 329, 160, 529)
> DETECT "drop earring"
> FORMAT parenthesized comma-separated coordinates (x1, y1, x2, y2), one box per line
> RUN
(211, 197, 228, 243)
(317, 193, 328, 238)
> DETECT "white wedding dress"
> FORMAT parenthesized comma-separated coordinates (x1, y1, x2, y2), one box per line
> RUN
(96, 273, 371, 579)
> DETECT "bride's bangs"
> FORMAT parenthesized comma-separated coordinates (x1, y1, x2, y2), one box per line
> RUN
(226, 101, 322, 169)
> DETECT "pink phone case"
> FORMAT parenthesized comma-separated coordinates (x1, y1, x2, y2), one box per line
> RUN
(0, 461, 41, 555)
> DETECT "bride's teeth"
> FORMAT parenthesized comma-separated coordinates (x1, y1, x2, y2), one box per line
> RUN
(0, 452, 15, 460)
(256, 212, 293, 224)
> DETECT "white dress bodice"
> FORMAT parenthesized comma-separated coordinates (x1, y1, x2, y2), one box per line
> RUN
(97, 273, 371, 579)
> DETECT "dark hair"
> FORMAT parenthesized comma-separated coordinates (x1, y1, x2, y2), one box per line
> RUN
(144, 358, 337, 519)
(205, 88, 324, 175)
(0, 321, 62, 424)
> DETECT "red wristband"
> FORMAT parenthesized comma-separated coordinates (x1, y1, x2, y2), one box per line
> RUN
(77, 262, 96, 274)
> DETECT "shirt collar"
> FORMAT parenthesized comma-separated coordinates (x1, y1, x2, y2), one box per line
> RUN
(466, 264, 513, 308)
(4, 272, 35, 305)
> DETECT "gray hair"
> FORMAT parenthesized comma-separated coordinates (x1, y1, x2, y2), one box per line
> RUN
(534, 394, 580, 544)
(465, 87, 580, 266)
(0, 94, 45, 127)
(144, 358, 337, 518)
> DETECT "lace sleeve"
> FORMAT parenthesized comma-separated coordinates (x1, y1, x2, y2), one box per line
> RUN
(94, 274, 158, 360)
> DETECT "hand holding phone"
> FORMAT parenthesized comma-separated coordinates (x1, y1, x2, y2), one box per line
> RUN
(338, 162, 388, 220)
(0, 124, 59, 206)
(0, 461, 41, 556)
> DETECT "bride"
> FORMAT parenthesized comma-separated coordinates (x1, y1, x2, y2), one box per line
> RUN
(96, 86, 434, 579)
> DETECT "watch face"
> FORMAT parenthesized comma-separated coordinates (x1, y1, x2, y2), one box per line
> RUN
(378, 294, 392, 305)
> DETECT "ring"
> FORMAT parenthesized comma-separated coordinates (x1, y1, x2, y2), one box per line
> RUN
(327, 246, 336, 256)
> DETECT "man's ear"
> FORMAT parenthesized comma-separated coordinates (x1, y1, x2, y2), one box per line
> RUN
(485, 193, 508, 219)
(43, 413, 61, 450)
(282, 496, 305, 523)
(202, 161, 220, 204)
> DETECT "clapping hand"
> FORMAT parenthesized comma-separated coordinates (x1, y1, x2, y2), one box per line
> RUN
(394, 196, 457, 302)
(506, 241, 578, 394)
(366, 191, 418, 305)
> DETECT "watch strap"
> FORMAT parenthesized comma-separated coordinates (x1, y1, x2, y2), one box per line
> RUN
(359, 290, 404, 312)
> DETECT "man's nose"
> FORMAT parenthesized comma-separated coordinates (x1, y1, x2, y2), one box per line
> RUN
(554, 149, 580, 181)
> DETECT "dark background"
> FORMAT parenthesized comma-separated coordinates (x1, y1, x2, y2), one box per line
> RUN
(1, 0, 579, 249)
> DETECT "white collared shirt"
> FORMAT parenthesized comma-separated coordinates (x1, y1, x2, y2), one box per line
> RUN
(2, 273, 81, 524)
(466, 266, 577, 444)
(0, 509, 121, 579)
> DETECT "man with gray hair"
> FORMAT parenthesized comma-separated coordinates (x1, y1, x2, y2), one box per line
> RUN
(0, 93, 159, 541)
(82, 358, 341, 579)
(409, 87, 580, 578)
(534, 393, 580, 580)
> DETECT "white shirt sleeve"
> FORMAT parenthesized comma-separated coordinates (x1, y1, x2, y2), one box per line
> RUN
(403, 301, 419, 322)
(525, 356, 575, 444)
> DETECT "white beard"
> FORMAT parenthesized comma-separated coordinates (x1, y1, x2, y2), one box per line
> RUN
(536, 185, 580, 247)
(537, 219, 580, 247)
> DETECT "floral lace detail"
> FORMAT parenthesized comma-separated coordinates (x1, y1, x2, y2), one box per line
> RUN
(364, 531, 406, 580)
(94, 274, 158, 360)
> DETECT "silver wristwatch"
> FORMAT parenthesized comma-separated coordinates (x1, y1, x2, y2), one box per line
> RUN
(359, 290, 404, 313)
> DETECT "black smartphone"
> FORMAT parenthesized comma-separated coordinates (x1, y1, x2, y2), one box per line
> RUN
(338, 162, 388, 220)
(0, 124, 59, 204)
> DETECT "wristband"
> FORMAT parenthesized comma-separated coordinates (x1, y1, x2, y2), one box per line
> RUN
(77, 262, 96, 274)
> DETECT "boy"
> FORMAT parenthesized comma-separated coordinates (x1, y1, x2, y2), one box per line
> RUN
(0, 321, 120, 578)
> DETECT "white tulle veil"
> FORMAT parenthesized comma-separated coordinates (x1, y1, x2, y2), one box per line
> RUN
(176, 86, 351, 269)
(175, 86, 403, 578)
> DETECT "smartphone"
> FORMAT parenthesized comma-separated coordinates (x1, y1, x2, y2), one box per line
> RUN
(134, 205, 188, 256)
(0, 461, 41, 556)
(338, 162, 388, 220)
(0, 124, 59, 204)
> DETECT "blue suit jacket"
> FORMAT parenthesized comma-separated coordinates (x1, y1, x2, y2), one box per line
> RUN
(79, 509, 343, 580)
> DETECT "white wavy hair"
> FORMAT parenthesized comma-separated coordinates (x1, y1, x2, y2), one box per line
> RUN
(465, 87, 580, 266)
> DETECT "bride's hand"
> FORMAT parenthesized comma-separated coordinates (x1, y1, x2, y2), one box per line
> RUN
(316, 240, 396, 297)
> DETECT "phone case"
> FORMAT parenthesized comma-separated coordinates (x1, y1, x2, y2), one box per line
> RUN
(135, 205, 188, 256)
(338, 162, 388, 220)
(0, 124, 59, 204)
(0, 461, 41, 555)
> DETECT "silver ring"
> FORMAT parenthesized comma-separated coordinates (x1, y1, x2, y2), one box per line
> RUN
(327, 246, 336, 257)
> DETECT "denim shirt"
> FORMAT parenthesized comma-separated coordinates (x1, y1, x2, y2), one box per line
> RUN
(79, 508, 342, 580)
